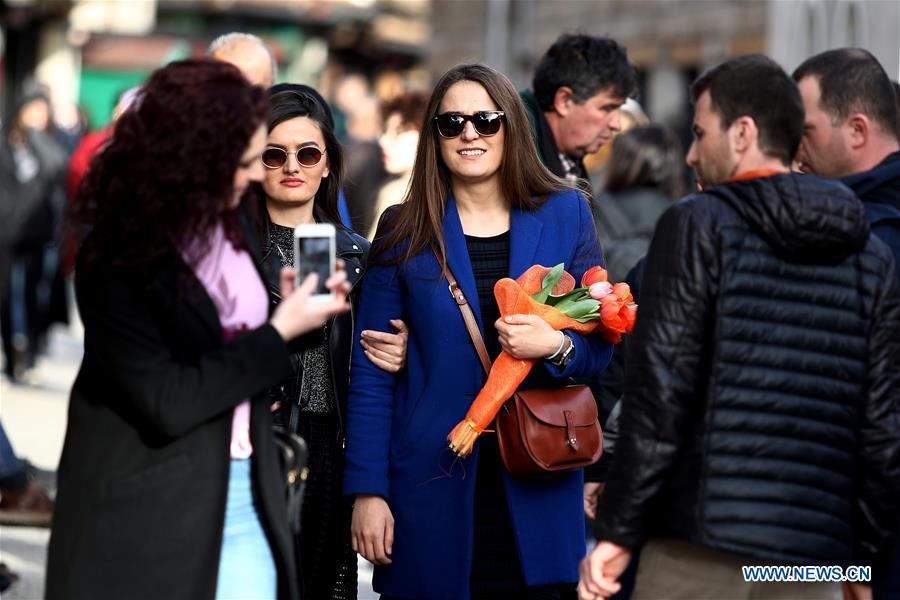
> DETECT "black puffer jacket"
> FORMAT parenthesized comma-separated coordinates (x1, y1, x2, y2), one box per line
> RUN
(257, 210, 369, 446)
(595, 173, 900, 574)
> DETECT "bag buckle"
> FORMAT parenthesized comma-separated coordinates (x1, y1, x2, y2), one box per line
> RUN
(448, 282, 467, 306)
(564, 410, 577, 450)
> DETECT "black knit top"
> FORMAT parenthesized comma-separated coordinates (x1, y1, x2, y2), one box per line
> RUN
(464, 231, 510, 358)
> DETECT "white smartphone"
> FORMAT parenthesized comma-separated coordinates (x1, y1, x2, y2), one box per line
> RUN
(293, 223, 336, 301)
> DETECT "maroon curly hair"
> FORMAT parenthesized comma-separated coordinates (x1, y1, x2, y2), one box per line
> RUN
(70, 58, 267, 269)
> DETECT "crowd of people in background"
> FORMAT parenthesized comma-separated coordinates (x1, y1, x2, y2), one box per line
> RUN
(0, 26, 898, 600)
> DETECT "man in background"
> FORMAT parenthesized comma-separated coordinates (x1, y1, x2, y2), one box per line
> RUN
(207, 32, 276, 88)
(521, 34, 637, 196)
(793, 48, 900, 273)
(793, 47, 900, 599)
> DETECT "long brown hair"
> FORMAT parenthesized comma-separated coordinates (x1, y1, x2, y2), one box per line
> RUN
(371, 63, 567, 265)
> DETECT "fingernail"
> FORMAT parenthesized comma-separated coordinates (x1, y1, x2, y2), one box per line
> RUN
(505, 316, 512, 322)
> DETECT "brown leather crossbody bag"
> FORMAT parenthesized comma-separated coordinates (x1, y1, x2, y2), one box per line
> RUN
(442, 260, 603, 478)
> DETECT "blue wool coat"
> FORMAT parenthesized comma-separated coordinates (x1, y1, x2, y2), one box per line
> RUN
(344, 189, 614, 600)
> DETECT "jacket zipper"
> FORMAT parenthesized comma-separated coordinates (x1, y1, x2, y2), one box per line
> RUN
(330, 251, 364, 451)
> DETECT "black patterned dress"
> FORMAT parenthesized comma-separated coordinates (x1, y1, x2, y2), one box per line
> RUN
(269, 223, 357, 600)
(465, 231, 574, 600)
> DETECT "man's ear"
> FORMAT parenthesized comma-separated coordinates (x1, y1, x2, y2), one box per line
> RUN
(552, 86, 575, 117)
(730, 116, 757, 155)
(845, 113, 870, 150)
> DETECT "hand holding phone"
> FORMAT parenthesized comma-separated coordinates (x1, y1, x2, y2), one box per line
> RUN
(293, 223, 336, 300)
(270, 267, 350, 341)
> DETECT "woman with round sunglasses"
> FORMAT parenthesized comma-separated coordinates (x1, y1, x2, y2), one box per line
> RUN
(251, 84, 409, 600)
(345, 64, 614, 599)
(46, 60, 352, 600)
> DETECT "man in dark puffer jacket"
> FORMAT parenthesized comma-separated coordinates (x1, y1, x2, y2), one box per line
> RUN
(579, 55, 900, 600)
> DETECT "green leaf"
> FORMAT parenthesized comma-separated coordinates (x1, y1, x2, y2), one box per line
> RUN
(575, 314, 602, 323)
(551, 287, 591, 310)
(545, 295, 565, 306)
(531, 263, 565, 304)
(558, 298, 600, 319)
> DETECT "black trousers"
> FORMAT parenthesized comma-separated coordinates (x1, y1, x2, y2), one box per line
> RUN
(1, 247, 42, 377)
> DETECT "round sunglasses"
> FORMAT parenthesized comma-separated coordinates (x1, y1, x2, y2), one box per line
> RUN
(433, 111, 505, 138)
(262, 145, 325, 169)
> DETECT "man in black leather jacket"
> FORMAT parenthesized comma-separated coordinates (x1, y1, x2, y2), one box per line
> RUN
(579, 55, 900, 600)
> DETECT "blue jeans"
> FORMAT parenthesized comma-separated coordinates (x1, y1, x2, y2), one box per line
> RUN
(0, 420, 26, 486)
(215, 459, 277, 600)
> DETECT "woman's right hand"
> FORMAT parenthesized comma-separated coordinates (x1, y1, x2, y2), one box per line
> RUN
(270, 268, 351, 341)
(351, 494, 394, 565)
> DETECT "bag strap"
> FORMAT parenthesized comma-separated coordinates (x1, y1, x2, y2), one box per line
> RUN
(437, 252, 492, 376)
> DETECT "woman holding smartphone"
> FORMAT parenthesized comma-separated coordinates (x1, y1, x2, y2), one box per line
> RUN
(252, 85, 408, 600)
(345, 64, 614, 599)
(46, 60, 350, 600)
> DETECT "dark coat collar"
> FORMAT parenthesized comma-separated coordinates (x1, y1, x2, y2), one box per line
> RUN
(520, 89, 591, 182)
(841, 150, 900, 210)
(520, 89, 568, 179)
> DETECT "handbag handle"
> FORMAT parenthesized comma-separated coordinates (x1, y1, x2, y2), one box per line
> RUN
(437, 253, 492, 376)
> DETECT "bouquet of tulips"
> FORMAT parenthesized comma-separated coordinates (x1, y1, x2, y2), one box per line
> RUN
(448, 263, 637, 458)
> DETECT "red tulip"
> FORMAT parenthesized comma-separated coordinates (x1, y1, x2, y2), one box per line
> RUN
(612, 282, 633, 303)
(581, 266, 608, 288)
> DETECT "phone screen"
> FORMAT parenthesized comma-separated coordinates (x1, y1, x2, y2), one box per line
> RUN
(295, 236, 332, 295)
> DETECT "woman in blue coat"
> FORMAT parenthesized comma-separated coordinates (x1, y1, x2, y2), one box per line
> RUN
(344, 63, 614, 600)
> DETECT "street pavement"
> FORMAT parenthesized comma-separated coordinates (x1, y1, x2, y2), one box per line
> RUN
(0, 324, 376, 599)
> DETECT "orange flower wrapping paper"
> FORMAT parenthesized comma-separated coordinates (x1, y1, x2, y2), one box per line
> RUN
(447, 264, 636, 457)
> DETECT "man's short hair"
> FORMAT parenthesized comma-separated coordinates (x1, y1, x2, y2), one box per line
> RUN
(690, 54, 803, 166)
(532, 34, 637, 112)
(792, 48, 899, 140)
(206, 32, 278, 83)
(894, 81, 900, 133)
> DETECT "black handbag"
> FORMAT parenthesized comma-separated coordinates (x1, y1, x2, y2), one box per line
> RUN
(272, 425, 309, 534)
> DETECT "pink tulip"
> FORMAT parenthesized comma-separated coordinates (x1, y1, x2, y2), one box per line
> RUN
(589, 281, 614, 300)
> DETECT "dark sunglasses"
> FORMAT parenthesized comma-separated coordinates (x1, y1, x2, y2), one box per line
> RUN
(433, 111, 505, 138)
(261, 146, 325, 169)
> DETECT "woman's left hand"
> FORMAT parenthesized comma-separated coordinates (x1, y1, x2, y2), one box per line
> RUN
(361, 319, 409, 373)
(495, 314, 563, 360)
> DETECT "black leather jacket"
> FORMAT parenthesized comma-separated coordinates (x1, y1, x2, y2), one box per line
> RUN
(595, 173, 900, 574)
(257, 211, 370, 448)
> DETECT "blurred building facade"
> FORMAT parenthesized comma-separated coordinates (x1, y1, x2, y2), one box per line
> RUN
(3, 0, 897, 137)
(429, 0, 900, 137)
(1, 0, 432, 130)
